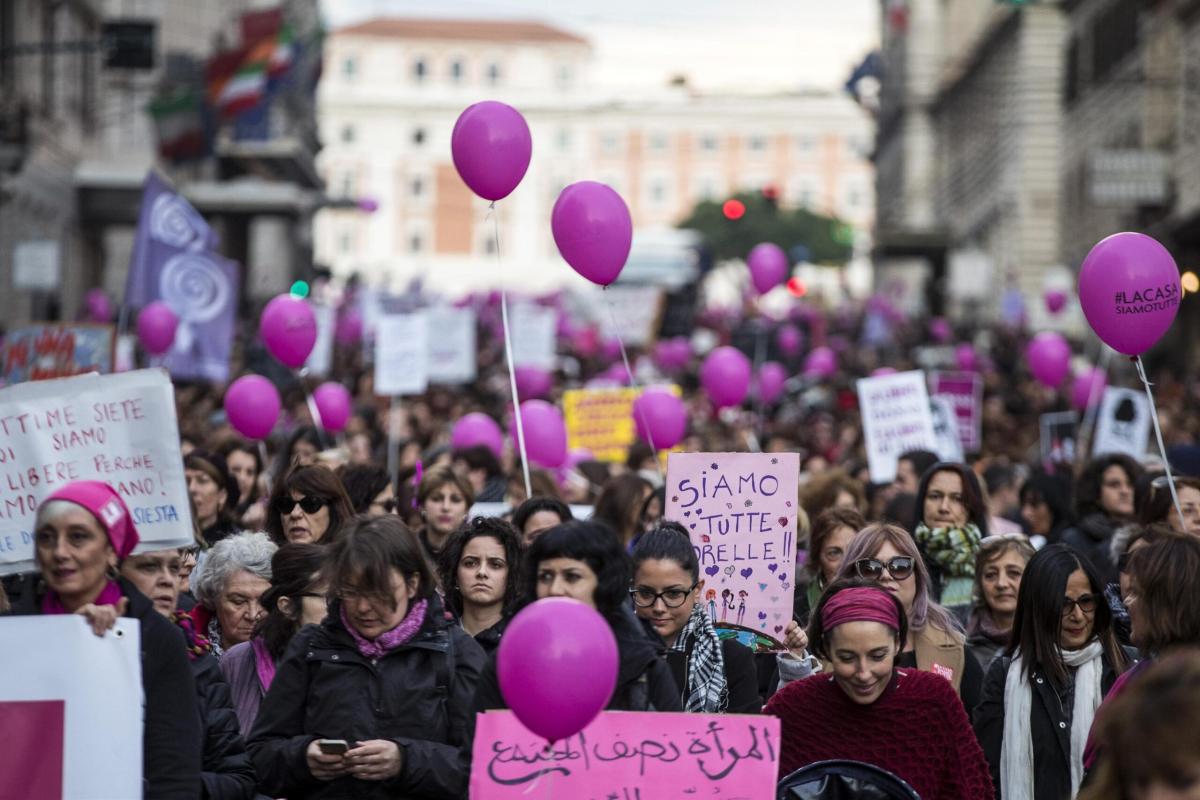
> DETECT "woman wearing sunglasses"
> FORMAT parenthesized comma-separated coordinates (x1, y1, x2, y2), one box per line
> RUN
(630, 523, 762, 714)
(973, 543, 1134, 800)
(265, 465, 356, 547)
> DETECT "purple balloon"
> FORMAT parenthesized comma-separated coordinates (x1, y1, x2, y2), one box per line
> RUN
(1026, 332, 1072, 387)
(633, 388, 687, 450)
(1044, 289, 1068, 315)
(85, 289, 112, 323)
(600, 337, 623, 365)
(954, 343, 979, 372)
(224, 375, 281, 441)
(803, 346, 838, 379)
(356, 197, 379, 213)
(515, 400, 567, 468)
(757, 362, 788, 405)
(313, 382, 353, 433)
(700, 346, 752, 409)
(653, 337, 691, 372)
(1079, 232, 1181, 356)
(136, 301, 178, 356)
(598, 362, 631, 386)
(1071, 367, 1107, 411)
(260, 294, 317, 368)
(335, 308, 363, 347)
(776, 324, 803, 358)
(450, 101, 532, 202)
(747, 243, 789, 295)
(552, 181, 633, 286)
(452, 413, 504, 459)
(498, 598, 618, 742)
(929, 317, 953, 343)
(514, 365, 553, 401)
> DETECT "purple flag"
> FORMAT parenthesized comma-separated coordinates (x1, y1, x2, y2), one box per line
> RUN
(125, 171, 219, 308)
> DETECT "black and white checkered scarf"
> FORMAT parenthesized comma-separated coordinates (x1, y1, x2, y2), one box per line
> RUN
(670, 602, 729, 713)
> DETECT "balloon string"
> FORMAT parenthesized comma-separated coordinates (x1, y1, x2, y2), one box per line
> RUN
(386, 395, 402, 491)
(257, 440, 272, 496)
(1077, 346, 1113, 467)
(749, 321, 766, 453)
(1135, 355, 1184, 523)
(604, 289, 664, 482)
(299, 367, 329, 448)
(489, 201, 533, 501)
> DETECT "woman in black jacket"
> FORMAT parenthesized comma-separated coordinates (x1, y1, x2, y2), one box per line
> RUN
(1061, 454, 1141, 585)
(472, 520, 682, 716)
(246, 515, 485, 799)
(8, 481, 202, 799)
(973, 544, 1135, 800)
(438, 516, 523, 655)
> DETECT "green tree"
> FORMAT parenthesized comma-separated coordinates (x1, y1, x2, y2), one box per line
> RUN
(677, 191, 855, 265)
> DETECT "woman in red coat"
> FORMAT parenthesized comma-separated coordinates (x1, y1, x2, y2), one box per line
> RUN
(765, 578, 993, 800)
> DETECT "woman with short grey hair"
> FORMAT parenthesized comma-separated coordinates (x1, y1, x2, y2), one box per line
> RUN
(190, 531, 277, 656)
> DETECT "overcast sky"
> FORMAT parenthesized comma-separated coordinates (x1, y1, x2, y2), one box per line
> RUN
(319, 0, 880, 93)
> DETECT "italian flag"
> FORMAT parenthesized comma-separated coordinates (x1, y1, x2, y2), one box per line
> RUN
(217, 38, 273, 118)
(269, 24, 295, 78)
(147, 88, 206, 160)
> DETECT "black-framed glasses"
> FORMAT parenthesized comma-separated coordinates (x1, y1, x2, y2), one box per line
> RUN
(629, 583, 699, 609)
(854, 556, 915, 581)
(273, 495, 328, 516)
(1062, 594, 1098, 617)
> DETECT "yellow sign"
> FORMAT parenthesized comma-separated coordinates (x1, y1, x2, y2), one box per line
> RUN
(562, 386, 682, 463)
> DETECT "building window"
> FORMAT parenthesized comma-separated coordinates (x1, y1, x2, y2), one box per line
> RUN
(410, 232, 423, 253)
(481, 235, 497, 255)
(412, 127, 426, 146)
(340, 173, 355, 197)
(747, 135, 768, 153)
(342, 56, 357, 78)
(486, 63, 501, 85)
(649, 178, 668, 207)
(796, 134, 815, 154)
(697, 176, 719, 200)
(340, 124, 355, 144)
(411, 176, 424, 197)
(557, 64, 572, 88)
(339, 232, 353, 254)
(413, 58, 428, 83)
(647, 132, 669, 153)
(556, 127, 571, 151)
(600, 131, 622, 156)
(698, 134, 719, 153)
(449, 59, 464, 83)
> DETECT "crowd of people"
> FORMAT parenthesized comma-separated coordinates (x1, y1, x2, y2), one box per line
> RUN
(3, 296, 1200, 800)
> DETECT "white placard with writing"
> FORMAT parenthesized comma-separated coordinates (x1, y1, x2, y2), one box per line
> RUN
(13, 240, 61, 291)
(304, 303, 336, 377)
(1092, 387, 1151, 459)
(0, 369, 195, 575)
(857, 370, 939, 483)
(426, 307, 477, 385)
(374, 313, 429, 397)
(930, 395, 965, 463)
(597, 286, 664, 346)
(509, 304, 557, 369)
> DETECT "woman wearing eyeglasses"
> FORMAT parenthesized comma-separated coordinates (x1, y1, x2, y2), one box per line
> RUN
(911, 462, 990, 615)
(967, 534, 1036, 671)
(973, 544, 1134, 800)
(630, 523, 762, 714)
(265, 465, 356, 547)
(437, 517, 523, 655)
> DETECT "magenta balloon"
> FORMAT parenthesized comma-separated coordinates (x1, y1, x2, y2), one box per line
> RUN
(700, 346, 752, 409)
(929, 317, 953, 343)
(356, 197, 379, 213)
(452, 413, 504, 459)
(514, 365, 553, 401)
(1026, 332, 1072, 387)
(136, 301, 179, 356)
(334, 308, 363, 346)
(757, 362, 788, 405)
(551, 181, 633, 286)
(313, 382, 353, 433)
(497, 597, 618, 742)
(600, 337, 623, 364)
(633, 388, 687, 450)
(1071, 367, 1107, 411)
(450, 101, 532, 201)
(1078, 232, 1181, 356)
(515, 400, 568, 468)
(803, 346, 838, 379)
(85, 289, 113, 323)
(747, 243, 789, 295)
(776, 324, 803, 357)
(260, 294, 317, 368)
(1044, 289, 1068, 315)
(954, 343, 979, 372)
(224, 375, 281, 441)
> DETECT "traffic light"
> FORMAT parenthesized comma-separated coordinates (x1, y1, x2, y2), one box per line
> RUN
(722, 199, 746, 220)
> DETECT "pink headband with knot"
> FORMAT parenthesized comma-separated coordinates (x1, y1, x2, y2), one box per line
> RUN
(822, 586, 901, 631)
(42, 481, 140, 560)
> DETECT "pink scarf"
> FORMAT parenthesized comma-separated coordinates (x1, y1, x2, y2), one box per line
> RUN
(41, 580, 123, 615)
(251, 637, 277, 691)
(340, 599, 428, 659)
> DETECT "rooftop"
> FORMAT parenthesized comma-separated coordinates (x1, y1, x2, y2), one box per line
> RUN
(334, 17, 589, 46)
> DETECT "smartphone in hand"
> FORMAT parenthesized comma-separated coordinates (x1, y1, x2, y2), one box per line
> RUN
(317, 739, 350, 756)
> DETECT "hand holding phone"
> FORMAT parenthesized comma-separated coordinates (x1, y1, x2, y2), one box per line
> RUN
(308, 739, 352, 781)
(317, 739, 350, 756)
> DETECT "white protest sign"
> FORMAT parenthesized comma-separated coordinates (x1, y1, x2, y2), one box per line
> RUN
(597, 286, 664, 346)
(930, 396, 965, 462)
(857, 370, 939, 483)
(374, 313, 429, 396)
(1092, 387, 1151, 459)
(509, 304, 557, 369)
(0, 616, 143, 798)
(426, 307, 477, 385)
(0, 369, 195, 575)
(305, 303, 336, 377)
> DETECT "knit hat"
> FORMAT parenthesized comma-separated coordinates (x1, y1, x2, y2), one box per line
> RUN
(42, 481, 140, 560)
(823, 586, 901, 632)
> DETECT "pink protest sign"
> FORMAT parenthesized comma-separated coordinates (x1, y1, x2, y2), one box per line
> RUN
(930, 371, 983, 451)
(470, 710, 780, 799)
(665, 452, 799, 652)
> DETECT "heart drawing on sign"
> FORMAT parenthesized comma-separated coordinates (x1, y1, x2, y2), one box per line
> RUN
(782, 582, 791, 590)
(774, 625, 784, 634)
(768, 563, 778, 573)
(726, 503, 733, 509)
(777, 517, 788, 527)
(773, 612, 782, 620)
(689, 523, 697, 530)
(701, 535, 711, 542)
(785, 501, 792, 507)
(705, 565, 720, 576)
(757, 612, 767, 620)
(770, 596, 779, 603)
(740, 567, 753, 578)
(779, 573, 788, 582)
(683, 511, 691, 517)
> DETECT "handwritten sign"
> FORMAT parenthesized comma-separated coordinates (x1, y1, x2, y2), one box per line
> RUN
(509, 304, 558, 369)
(1040, 411, 1079, 470)
(2, 323, 114, 385)
(304, 304, 336, 377)
(930, 371, 983, 451)
(857, 370, 938, 483)
(930, 396, 964, 463)
(665, 452, 799, 652)
(563, 386, 680, 463)
(1092, 387, 1150, 459)
(0, 369, 195, 575)
(0, 616, 143, 798)
(426, 307, 477, 385)
(374, 314, 429, 397)
(470, 710, 780, 800)
(597, 286, 664, 346)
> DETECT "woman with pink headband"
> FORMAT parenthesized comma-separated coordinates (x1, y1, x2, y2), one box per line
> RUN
(765, 579, 993, 800)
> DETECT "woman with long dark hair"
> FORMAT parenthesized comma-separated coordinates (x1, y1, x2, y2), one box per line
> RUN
(217, 438, 267, 531)
(1018, 469, 1075, 547)
(911, 462, 990, 613)
(592, 473, 654, 549)
(437, 517, 523, 655)
(185, 450, 243, 546)
(264, 465, 355, 547)
(1062, 454, 1142, 584)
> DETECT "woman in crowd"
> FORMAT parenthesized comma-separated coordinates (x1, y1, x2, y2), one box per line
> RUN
(6, 482, 202, 798)
(974, 544, 1134, 800)
(1063, 454, 1142, 585)
(639, 485, 665, 536)
(1106, 523, 1174, 646)
(264, 465, 355, 547)
(473, 521, 682, 714)
(592, 473, 654, 549)
(966, 533, 1036, 670)
(438, 516, 523, 654)
(272, 425, 322, 479)
(247, 516, 485, 799)
(630, 523, 760, 713)
(798, 507, 867, 626)
(337, 463, 396, 517)
(911, 462, 990, 612)
(185, 450, 242, 546)
(764, 578, 993, 800)
(1138, 474, 1200, 535)
(191, 532, 277, 656)
(121, 546, 257, 799)
(799, 467, 867, 520)
(1018, 470, 1075, 548)
(832, 523, 983, 708)
(217, 438, 267, 531)
(510, 496, 573, 547)
(221, 543, 327, 737)
(415, 464, 474, 560)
